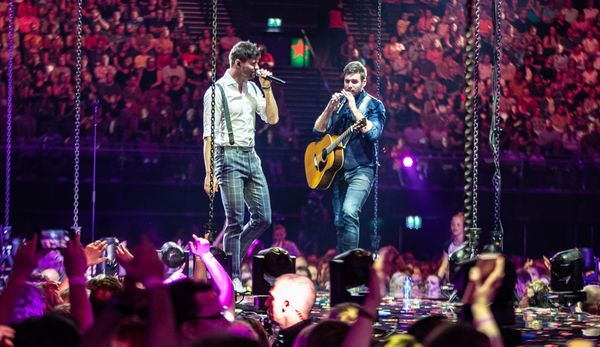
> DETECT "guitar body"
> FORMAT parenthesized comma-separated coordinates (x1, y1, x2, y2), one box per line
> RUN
(304, 134, 344, 189)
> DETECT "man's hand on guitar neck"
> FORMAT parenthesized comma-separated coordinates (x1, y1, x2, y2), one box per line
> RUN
(341, 90, 373, 133)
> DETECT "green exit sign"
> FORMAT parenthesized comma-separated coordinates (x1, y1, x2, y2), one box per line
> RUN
(267, 18, 282, 27)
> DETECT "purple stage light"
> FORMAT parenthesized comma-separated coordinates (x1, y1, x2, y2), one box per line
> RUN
(402, 156, 414, 168)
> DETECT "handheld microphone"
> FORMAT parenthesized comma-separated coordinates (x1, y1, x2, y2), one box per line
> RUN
(336, 96, 346, 113)
(255, 69, 286, 85)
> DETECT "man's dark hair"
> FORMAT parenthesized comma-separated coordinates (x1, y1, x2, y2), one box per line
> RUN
(407, 315, 449, 342)
(87, 275, 124, 317)
(305, 320, 350, 347)
(229, 41, 260, 67)
(13, 313, 81, 347)
(168, 279, 214, 326)
(192, 333, 260, 347)
(343, 61, 367, 81)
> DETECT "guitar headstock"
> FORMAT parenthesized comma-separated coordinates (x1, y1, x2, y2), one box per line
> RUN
(351, 117, 368, 132)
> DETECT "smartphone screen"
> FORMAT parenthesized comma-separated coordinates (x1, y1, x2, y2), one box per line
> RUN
(39, 229, 70, 250)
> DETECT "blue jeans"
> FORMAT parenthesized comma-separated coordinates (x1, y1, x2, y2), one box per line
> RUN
(331, 166, 374, 253)
(215, 147, 272, 279)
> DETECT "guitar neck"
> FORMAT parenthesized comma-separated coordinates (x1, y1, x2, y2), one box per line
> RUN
(325, 126, 353, 154)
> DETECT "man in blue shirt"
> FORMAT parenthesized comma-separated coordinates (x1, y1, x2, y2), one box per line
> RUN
(313, 61, 386, 253)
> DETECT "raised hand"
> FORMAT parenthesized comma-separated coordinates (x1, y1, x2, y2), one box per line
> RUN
(340, 89, 357, 111)
(469, 256, 505, 306)
(326, 92, 344, 113)
(255, 68, 273, 89)
(115, 243, 134, 264)
(188, 234, 211, 257)
(84, 239, 108, 266)
(120, 237, 163, 284)
(0, 325, 15, 347)
(61, 232, 88, 279)
(11, 234, 41, 282)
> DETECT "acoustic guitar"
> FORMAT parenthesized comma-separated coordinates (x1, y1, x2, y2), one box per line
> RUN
(304, 118, 367, 189)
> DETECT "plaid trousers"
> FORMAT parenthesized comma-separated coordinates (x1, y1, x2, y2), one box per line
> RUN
(215, 147, 272, 279)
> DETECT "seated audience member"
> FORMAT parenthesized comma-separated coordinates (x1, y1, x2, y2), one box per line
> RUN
(266, 274, 317, 347)
(87, 275, 124, 317)
(425, 274, 443, 299)
(271, 223, 302, 257)
(582, 285, 600, 314)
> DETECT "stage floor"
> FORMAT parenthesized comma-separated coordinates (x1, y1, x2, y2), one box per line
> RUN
(239, 292, 600, 346)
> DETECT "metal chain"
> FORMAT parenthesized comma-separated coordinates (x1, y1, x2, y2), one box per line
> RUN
(490, 0, 504, 250)
(471, 0, 482, 231)
(4, 0, 15, 229)
(72, 0, 84, 229)
(370, 0, 383, 252)
(462, 0, 482, 257)
(206, 0, 218, 241)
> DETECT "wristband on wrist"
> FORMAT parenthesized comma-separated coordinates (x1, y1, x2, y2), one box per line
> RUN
(69, 276, 87, 286)
(143, 277, 164, 289)
(358, 307, 378, 321)
(262, 86, 271, 90)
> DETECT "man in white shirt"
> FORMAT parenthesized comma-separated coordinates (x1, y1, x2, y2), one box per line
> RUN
(203, 41, 279, 291)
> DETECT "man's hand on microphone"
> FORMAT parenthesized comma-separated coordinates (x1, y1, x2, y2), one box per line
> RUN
(340, 89, 357, 111)
(255, 68, 273, 89)
(326, 92, 344, 113)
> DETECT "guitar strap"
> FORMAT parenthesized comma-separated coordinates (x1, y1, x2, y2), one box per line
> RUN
(342, 93, 372, 148)
(216, 83, 235, 145)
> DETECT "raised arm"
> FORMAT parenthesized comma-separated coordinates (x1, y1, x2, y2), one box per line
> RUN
(314, 92, 343, 133)
(256, 69, 279, 124)
(189, 235, 235, 314)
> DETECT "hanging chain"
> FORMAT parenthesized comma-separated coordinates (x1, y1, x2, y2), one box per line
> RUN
(72, 0, 84, 230)
(490, 0, 504, 250)
(462, 0, 482, 258)
(206, 0, 218, 241)
(4, 0, 15, 229)
(370, 0, 383, 253)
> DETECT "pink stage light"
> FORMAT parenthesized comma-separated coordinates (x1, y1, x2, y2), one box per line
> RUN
(402, 156, 414, 168)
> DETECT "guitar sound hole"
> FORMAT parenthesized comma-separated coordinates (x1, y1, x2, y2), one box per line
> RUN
(321, 149, 328, 162)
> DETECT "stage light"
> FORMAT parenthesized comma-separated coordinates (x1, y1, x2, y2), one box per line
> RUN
(402, 155, 414, 168)
(267, 17, 282, 27)
(330, 248, 373, 306)
(550, 248, 584, 292)
(252, 247, 295, 295)
(405, 215, 422, 230)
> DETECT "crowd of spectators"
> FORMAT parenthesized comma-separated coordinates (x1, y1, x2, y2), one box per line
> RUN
(0, 0, 230, 148)
(338, 0, 600, 162)
(1, 0, 600, 189)
(0, 218, 598, 347)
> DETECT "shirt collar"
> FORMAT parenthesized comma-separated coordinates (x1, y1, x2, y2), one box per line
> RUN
(223, 69, 243, 88)
(355, 89, 367, 105)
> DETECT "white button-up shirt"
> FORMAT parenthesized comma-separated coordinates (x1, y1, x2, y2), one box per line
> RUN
(203, 70, 267, 147)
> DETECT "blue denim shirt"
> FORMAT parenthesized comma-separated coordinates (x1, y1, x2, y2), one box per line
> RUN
(313, 90, 386, 170)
